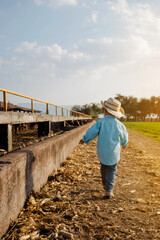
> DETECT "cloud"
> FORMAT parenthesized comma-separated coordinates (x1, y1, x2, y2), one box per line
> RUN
(2, 1, 160, 103)
(5, 34, 153, 91)
(1, 35, 160, 103)
(84, 35, 150, 66)
(91, 11, 99, 23)
(107, 0, 160, 37)
(14, 42, 68, 62)
(108, 0, 132, 17)
(14, 42, 91, 64)
(5, 41, 90, 87)
(0, 57, 10, 68)
(129, 4, 160, 36)
(69, 51, 90, 61)
(33, 0, 78, 7)
(1, 33, 156, 84)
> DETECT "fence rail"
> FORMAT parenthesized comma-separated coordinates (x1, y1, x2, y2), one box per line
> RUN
(0, 88, 91, 118)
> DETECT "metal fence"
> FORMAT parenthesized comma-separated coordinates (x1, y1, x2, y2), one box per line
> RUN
(0, 88, 91, 118)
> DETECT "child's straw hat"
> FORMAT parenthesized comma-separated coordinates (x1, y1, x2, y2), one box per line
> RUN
(101, 98, 125, 118)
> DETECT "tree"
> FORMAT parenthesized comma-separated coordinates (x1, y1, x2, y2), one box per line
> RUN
(72, 94, 160, 122)
(90, 103, 101, 118)
(149, 96, 157, 120)
(155, 96, 160, 121)
(81, 104, 91, 115)
(71, 105, 82, 112)
(116, 94, 138, 121)
(126, 96, 139, 121)
(138, 98, 151, 121)
(72, 103, 102, 118)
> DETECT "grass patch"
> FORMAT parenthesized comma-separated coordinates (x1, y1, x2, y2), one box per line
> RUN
(123, 122, 160, 142)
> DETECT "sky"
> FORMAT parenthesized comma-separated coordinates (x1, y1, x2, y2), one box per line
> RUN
(1, 0, 160, 106)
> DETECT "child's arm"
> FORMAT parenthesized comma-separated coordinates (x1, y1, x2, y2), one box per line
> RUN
(120, 124, 128, 148)
(80, 121, 101, 144)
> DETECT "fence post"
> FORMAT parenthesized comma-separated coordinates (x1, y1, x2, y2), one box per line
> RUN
(56, 106, 57, 116)
(31, 99, 34, 113)
(46, 103, 49, 114)
(3, 91, 7, 111)
(62, 108, 64, 116)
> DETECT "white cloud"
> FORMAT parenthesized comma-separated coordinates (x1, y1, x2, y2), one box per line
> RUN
(1, 34, 155, 87)
(4, 41, 91, 88)
(15, 41, 38, 51)
(14, 42, 68, 61)
(108, 0, 160, 37)
(108, 0, 132, 17)
(33, 0, 78, 7)
(0, 57, 9, 67)
(91, 11, 99, 23)
(84, 35, 150, 66)
(2, 1, 160, 103)
(1, 35, 160, 103)
(6, 35, 154, 90)
(130, 4, 160, 36)
(69, 51, 90, 61)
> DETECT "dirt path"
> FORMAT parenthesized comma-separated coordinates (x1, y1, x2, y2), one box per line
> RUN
(2, 131, 160, 240)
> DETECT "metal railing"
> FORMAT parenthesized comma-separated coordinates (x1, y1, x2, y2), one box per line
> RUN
(0, 88, 91, 118)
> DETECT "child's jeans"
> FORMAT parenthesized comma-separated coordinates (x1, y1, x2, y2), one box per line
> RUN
(100, 163, 117, 194)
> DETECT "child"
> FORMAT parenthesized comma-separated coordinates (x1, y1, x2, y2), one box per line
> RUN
(80, 98, 128, 199)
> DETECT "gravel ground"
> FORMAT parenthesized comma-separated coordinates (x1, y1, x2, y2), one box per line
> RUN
(2, 131, 160, 240)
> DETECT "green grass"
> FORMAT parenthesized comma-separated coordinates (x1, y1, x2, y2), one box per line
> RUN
(123, 122, 160, 142)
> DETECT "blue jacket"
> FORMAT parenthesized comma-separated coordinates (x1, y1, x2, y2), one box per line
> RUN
(83, 115, 128, 165)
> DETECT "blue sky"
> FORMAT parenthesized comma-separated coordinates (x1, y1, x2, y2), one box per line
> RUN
(1, 0, 160, 105)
